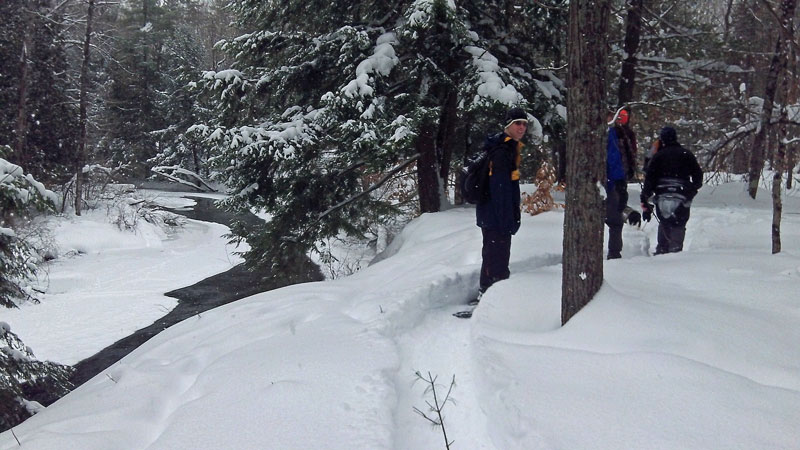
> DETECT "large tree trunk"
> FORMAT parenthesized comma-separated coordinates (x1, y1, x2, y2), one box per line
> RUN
(562, 0, 610, 325)
(748, 0, 797, 199)
(416, 120, 440, 213)
(616, 0, 643, 107)
(75, 0, 95, 216)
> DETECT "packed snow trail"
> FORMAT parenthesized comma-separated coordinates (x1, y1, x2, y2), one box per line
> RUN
(340, 209, 568, 449)
(384, 255, 563, 449)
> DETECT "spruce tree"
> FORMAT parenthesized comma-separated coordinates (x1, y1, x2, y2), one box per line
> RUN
(1, 322, 74, 433)
(194, 0, 568, 269)
(148, 2, 237, 186)
(104, 0, 204, 178)
(0, 154, 73, 433)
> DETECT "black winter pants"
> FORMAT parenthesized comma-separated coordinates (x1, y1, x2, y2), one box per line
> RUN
(480, 228, 512, 290)
(655, 201, 691, 254)
(605, 181, 628, 259)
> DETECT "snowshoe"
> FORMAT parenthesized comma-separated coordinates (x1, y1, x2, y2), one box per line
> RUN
(452, 309, 474, 319)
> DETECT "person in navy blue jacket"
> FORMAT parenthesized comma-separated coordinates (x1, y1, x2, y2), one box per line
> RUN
(605, 108, 638, 259)
(640, 126, 703, 254)
(475, 107, 524, 296)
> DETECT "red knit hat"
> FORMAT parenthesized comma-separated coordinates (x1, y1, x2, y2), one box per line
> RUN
(617, 109, 629, 125)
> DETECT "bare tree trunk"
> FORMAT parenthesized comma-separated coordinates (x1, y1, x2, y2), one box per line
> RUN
(772, 2, 795, 254)
(748, 0, 797, 199)
(724, 0, 735, 42)
(733, 55, 753, 173)
(454, 111, 474, 205)
(747, 44, 781, 198)
(787, 46, 797, 190)
(772, 118, 786, 254)
(553, 139, 567, 184)
(562, 0, 610, 326)
(416, 120, 440, 213)
(75, 0, 95, 216)
(13, 9, 32, 165)
(437, 89, 458, 199)
(616, 0, 643, 107)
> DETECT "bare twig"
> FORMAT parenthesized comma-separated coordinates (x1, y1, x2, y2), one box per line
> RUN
(10, 427, 21, 446)
(413, 371, 456, 449)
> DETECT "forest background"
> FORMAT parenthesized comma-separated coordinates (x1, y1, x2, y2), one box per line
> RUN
(2, 0, 800, 432)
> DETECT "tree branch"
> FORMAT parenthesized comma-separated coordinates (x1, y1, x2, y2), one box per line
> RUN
(757, 0, 800, 55)
(318, 153, 420, 220)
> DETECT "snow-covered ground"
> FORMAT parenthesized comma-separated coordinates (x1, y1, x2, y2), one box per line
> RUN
(2, 180, 799, 449)
(2, 191, 244, 366)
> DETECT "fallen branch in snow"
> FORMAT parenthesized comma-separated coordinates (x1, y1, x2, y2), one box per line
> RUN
(413, 371, 455, 450)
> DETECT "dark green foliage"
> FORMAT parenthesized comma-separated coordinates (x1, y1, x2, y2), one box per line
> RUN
(0, 232, 36, 309)
(0, 148, 55, 309)
(104, 0, 221, 178)
(0, 0, 79, 184)
(103, 1, 173, 176)
(0, 157, 68, 433)
(197, 0, 568, 268)
(1, 323, 74, 433)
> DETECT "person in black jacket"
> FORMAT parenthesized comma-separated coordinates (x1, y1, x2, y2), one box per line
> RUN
(640, 126, 703, 255)
(475, 107, 524, 296)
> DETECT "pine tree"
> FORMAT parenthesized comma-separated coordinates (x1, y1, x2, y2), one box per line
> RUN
(104, 0, 206, 178)
(0, 154, 72, 433)
(148, 1, 237, 187)
(1, 322, 74, 433)
(194, 0, 568, 268)
(0, 151, 55, 308)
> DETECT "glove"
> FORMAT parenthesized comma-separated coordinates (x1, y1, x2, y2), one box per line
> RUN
(627, 210, 641, 227)
(641, 203, 653, 222)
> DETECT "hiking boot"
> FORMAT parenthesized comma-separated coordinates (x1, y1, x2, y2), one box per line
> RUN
(469, 287, 487, 306)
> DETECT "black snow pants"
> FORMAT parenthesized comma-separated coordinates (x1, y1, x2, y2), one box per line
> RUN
(605, 180, 628, 259)
(480, 228, 512, 290)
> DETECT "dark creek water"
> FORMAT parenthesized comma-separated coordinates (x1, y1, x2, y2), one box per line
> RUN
(68, 196, 324, 388)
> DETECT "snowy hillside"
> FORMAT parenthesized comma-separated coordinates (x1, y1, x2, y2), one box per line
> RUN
(1, 180, 799, 450)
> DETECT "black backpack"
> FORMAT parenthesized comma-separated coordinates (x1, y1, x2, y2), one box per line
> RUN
(460, 150, 492, 204)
